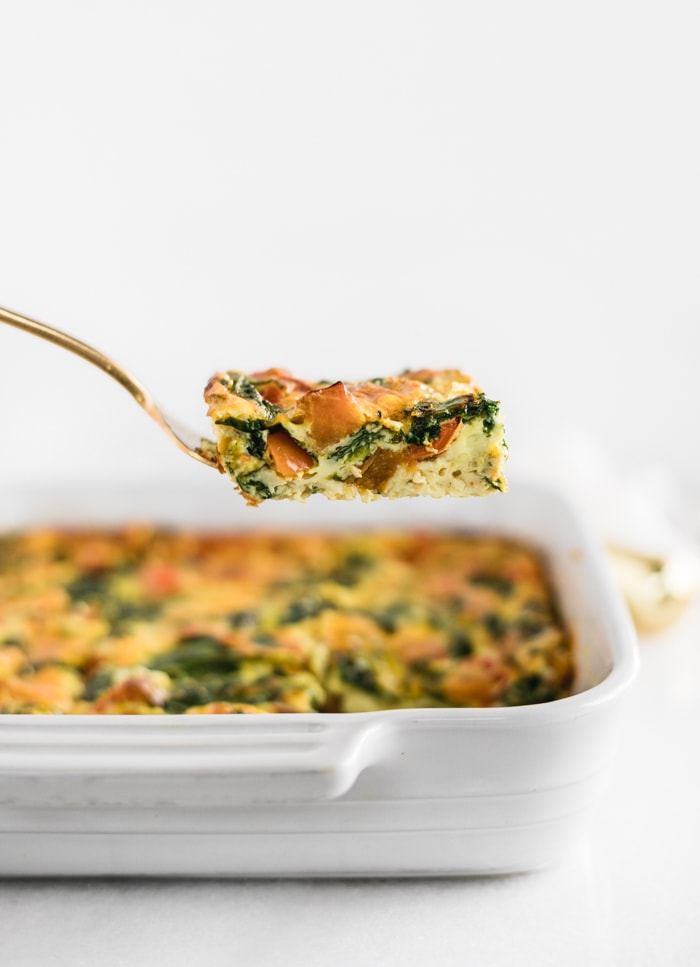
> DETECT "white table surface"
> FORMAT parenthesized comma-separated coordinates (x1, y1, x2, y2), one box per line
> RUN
(0, 599, 697, 967)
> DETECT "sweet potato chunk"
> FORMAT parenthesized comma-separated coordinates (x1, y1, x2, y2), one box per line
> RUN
(295, 381, 366, 449)
(267, 429, 316, 477)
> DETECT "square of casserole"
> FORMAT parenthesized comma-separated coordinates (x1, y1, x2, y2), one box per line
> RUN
(0, 526, 572, 714)
(204, 368, 508, 505)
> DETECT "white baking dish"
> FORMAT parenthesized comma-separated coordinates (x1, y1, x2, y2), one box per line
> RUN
(0, 479, 638, 877)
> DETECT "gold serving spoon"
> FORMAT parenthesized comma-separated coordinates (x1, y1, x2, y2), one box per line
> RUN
(0, 305, 219, 469)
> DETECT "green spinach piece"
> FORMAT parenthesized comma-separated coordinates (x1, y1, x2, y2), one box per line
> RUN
(371, 602, 409, 633)
(105, 599, 162, 632)
(448, 631, 474, 658)
(65, 572, 109, 602)
(221, 372, 280, 416)
(163, 677, 220, 713)
(149, 635, 241, 678)
(227, 609, 259, 629)
(463, 393, 500, 434)
(278, 596, 333, 624)
(481, 474, 507, 492)
(328, 552, 374, 587)
(82, 667, 118, 702)
(501, 673, 560, 706)
(215, 416, 269, 458)
(329, 424, 394, 463)
(336, 654, 379, 693)
(405, 393, 500, 446)
(483, 613, 509, 639)
(238, 473, 275, 501)
(470, 573, 514, 596)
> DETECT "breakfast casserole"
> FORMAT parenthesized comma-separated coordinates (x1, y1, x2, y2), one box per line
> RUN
(204, 368, 508, 505)
(0, 526, 572, 714)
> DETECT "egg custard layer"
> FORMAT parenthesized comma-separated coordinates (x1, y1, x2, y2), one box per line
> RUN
(204, 368, 508, 505)
(0, 527, 572, 714)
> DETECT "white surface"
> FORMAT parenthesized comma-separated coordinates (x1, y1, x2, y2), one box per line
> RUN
(0, 1, 698, 960)
(0, 604, 698, 965)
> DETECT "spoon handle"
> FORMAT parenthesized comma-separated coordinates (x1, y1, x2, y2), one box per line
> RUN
(0, 305, 218, 468)
(0, 305, 152, 405)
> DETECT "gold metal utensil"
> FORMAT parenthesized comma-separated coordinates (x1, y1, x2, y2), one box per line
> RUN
(0, 305, 219, 469)
(608, 544, 699, 635)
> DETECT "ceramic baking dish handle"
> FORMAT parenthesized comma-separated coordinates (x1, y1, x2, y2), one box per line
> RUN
(0, 716, 391, 804)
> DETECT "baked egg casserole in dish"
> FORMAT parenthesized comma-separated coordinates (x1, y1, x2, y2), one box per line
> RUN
(0, 529, 570, 716)
(0, 482, 637, 877)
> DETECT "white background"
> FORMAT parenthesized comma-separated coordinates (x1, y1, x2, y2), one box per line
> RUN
(1, 3, 699, 965)
(0, 1, 698, 491)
